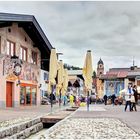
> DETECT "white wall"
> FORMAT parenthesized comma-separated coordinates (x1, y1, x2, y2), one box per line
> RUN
(40, 69, 49, 96)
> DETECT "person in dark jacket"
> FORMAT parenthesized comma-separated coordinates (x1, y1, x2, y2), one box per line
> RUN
(133, 85, 138, 104)
(103, 95, 107, 105)
(49, 93, 56, 104)
(131, 85, 137, 111)
(111, 94, 116, 106)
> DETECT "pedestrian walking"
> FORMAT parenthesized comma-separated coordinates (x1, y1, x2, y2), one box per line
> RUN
(133, 85, 138, 104)
(69, 94, 74, 107)
(124, 84, 133, 112)
(131, 85, 137, 111)
(111, 94, 116, 106)
(103, 94, 107, 105)
(49, 93, 56, 104)
(63, 95, 67, 106)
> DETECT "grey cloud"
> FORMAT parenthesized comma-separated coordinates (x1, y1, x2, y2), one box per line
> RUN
(0, 1, 140, 71)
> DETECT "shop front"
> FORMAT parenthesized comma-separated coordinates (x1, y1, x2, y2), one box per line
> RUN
(105, 80, 124, 96)
(20, 83, 37, 106)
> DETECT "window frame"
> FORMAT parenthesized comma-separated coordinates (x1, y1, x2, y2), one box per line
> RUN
(6, 40, 16, 57)
(31, 51, 37, 65)
(20, 46, 27, 62)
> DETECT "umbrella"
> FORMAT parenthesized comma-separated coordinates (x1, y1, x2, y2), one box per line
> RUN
(48, 48, 58, 109)
(82, 50, 93, 110)
(62, 69, 69, 96)
(56, 60, 64, 96)
(56, 60, 64, 107)
(48, 48, 58, 85)
(82, 50, 93, 91)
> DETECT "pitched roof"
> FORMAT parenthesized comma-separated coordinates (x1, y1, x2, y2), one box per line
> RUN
(98, 58, 104, 65)
(117, 71, 128, 78)
(100, 68, 129, 79)
(109, 68, 130, 71)
(127, 71, 140, 77)
(0, 13, 53, 70)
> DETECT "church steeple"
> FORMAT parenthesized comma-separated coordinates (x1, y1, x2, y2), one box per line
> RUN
(97, 58, 104, 77)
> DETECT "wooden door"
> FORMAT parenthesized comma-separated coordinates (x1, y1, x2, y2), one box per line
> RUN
(6, 82, 12, 107)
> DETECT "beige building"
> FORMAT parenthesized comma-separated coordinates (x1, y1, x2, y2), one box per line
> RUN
(0, 13, 52, 108)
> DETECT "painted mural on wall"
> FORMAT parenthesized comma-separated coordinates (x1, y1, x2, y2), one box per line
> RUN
(2, 55, 15, 76)
(1, 55, 39, 83)
(19, 62, 39, 83)
(105, 80, 124, 96)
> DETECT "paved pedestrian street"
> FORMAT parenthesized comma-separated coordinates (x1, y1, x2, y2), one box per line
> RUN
(37, 105, 140, 139)
(46, 118, 140, 139)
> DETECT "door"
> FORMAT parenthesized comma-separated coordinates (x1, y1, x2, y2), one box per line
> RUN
(20, 86, 26, 105)
(26, 86, 31, 105)
(6, 82, 12, 107)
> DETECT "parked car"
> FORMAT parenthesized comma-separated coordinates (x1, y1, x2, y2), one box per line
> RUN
(89, 93, 96, 104)
(41, 96, 50, 105)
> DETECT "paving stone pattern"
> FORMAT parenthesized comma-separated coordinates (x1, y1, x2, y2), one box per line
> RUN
(47, 118, 140, 139)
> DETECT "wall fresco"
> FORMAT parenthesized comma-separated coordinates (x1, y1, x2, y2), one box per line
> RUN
(105, 80, 124, 96)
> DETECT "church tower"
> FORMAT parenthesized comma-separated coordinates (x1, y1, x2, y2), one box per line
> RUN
(97, 58, 104, 77)
(96, 58, 104, 99)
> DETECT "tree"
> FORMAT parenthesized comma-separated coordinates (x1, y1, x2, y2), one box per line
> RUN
(64, 63, 82, 70)
(92, 71, 96, 78)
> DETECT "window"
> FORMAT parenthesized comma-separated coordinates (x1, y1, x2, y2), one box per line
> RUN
(44, 72, 48, 81)
(6, 40, 15, 56)
(99, 64, 102, 68)
(31, 51, 37, 64)
(20, 46, 27, 61)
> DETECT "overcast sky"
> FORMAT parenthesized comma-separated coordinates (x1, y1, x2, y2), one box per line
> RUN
(0, 1, 140, 72)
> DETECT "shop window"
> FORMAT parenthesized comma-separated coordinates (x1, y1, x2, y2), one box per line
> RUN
(20, 46, 27, 61)
(44, 72, 48, 81)
(20, 85, 37, 106)
(31, 51, 37, 65)
(6, 40, 15, 56)
(32, 87, 36, 105)
(20, 87, 26, 105)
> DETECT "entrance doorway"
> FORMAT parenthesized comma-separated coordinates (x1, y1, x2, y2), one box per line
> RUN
(20, 84, 37, 106)
(6, 82, 13, 107)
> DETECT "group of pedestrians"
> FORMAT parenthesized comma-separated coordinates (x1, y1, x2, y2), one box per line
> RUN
(103, 84, 138, 112)
(103, 94, 116, 106)
(124, 84, 137, 112)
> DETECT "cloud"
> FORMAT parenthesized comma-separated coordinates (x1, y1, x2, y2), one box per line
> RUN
(0, 1, 140, 72)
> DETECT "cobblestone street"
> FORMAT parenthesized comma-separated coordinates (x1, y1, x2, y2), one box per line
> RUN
(47, 118, 140, 139)
(37, 105, 140, 139)
(0, 104, 140, 139)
